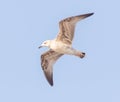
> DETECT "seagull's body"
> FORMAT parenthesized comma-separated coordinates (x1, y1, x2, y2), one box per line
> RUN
(39, 13, 94, 86)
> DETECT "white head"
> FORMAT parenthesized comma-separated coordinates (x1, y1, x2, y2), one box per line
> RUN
(38, 40, 51, 48)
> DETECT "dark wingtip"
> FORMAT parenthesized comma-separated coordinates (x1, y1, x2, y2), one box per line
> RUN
(48, 76, 53, 86)
(47, 74, 53, 86)
(90, 12, 94, 15)
(89, 12, 94, 16)
(44, 70, 54, 86)
(50, 81, 53, 86)
(84, 12, 94, 17)
(77, 12, 94, 20)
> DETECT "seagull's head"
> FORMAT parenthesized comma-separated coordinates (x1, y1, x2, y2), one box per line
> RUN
(38, 40, 51, 48)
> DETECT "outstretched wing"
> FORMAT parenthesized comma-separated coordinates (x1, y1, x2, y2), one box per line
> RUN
(41, 50, 63, 86)
(56, 13, 94, 45)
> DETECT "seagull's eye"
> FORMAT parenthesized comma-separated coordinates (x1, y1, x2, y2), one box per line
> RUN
(44, 42, 47, 44)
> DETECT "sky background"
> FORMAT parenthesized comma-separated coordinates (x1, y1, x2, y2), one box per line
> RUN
(0, 0, 120, 102)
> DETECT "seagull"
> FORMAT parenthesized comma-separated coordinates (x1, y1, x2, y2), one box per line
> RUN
(39, 13, 94, 86)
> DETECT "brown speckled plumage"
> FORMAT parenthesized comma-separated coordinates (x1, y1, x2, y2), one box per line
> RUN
(40, 13, 94, 86)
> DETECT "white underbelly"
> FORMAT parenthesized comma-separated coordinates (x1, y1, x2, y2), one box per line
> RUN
(50, 41, 73, 54)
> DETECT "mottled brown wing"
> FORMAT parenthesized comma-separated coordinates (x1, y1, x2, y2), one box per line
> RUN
(41, 50, 63, 86)
(56, 13, 94, 45)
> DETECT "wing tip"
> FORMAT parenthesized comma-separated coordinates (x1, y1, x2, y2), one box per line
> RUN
(84, 12, 94, 18)
(48, 75, 54, 86)
(49, 81, 53, 86)
(47, 74, 53, 86)
(44, 70, 54, 86)
(89, 12, 94, 15)
(89, 12, 94, 16)
(48, 78, 54, 86)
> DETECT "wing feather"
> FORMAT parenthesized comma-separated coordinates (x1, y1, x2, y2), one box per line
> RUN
(41, 50, 63, 86)
(56, 13, 94, 45)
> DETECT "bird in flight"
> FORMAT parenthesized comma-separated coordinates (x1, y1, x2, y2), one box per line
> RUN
(39, 13, 94, 86)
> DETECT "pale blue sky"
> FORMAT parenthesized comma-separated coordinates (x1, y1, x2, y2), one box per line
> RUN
(0, 0, 120, 102)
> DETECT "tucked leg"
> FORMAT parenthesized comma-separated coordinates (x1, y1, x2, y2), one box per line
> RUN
(75, 52, 85, 58)
(65, 47, 85, 58)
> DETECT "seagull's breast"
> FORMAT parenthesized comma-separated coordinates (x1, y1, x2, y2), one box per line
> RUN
(50, 41, 72, 54)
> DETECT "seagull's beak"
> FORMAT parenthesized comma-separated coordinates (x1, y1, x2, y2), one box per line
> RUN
(38, 44, 43, 49)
